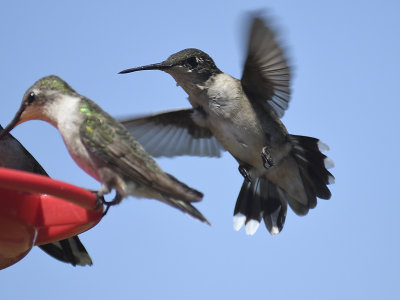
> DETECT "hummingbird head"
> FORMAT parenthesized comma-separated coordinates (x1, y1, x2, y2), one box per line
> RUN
(0, 75, 77, 139)
(119, 48, 222, 90)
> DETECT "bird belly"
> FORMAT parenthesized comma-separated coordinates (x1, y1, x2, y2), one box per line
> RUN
(66, 141, 101, 182)
(208, 116, 266, 168)
(59, 127, 102, 183)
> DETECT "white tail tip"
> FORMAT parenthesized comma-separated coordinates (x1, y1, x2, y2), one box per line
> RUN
(270, 226, 280, 235)
(324, 157, 335, 169)
(245, 220, 260, 235)
(233, 213, 246, 231)
(318, 140, 330, 152)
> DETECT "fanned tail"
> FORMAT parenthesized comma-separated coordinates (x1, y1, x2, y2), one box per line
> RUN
(233, 135, 334, 235)
(233, 177, 287, 235)
(289, 134, 334, 203)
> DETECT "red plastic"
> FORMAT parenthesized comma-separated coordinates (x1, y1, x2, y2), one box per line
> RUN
(0, 167, 103, 269)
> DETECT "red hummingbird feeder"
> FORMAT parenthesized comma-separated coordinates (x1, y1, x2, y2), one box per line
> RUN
(0, 167, 103, 269)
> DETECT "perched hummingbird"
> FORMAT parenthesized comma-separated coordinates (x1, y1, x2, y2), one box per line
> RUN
(0, 76, 209, 225)
(119, 15, 334, 235)
(0, 125, 92, 266)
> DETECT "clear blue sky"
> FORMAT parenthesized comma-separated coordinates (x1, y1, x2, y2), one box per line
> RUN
(1, 1, 399, 299)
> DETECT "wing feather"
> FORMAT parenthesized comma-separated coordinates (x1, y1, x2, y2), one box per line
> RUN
(79, 101, 202, 202)
(241, 16, 292, 118)
(120, 109, 224, 157)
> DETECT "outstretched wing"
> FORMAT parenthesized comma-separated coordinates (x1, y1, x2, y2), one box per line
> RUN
(79, 100, 202, 202)
(120, 109, 224, 158)
(241, 16, 291, 118)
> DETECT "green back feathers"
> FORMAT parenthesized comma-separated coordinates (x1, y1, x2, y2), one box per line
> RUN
(78, 98, 161, 173)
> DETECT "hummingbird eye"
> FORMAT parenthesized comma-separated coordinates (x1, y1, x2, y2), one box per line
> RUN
(27, 92, 36, 104)
(185, 57, 199, 69)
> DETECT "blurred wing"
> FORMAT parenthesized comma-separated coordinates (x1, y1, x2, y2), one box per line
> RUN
(39, 236, 92, 267)
(80, 110, 202, 202)
(241, 16, 291, 118)
(120, 109, 224, 158)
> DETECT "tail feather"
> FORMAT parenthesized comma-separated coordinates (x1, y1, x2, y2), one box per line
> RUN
(161, 196, 210, 225)
(289, 134, 334, 201)
(263, 184, 287, 234)
(233, 135, 334, 235)
(237, 180, 263, 222)
(244, 179, 263, 235)
(280, 187, 309, 216)
(39, 236, 92, 266)
(234, 178, 287, 235)
(165, 173, 203, 202)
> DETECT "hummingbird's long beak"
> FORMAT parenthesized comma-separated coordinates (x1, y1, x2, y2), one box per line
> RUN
(0, 103, 27, 139)
(118, 62, 170, 74)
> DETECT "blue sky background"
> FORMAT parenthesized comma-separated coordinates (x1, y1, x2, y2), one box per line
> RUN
(1, 1, 399, 299)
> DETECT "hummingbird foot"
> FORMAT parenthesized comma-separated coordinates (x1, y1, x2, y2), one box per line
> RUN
(97, 191, 123, 217)
(238, 165, 252, 182)
(94, 193, 105, 209)
(261, 146, 274, 169)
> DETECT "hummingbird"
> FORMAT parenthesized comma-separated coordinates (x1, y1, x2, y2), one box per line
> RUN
(118, 15, 334, 235)
(0, 76, 209, 225)
(0, 124, 92, 266)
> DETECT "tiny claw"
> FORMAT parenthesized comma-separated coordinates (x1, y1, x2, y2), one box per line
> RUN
(102, 203, 111, 217)
(100, 191, 123, 217)
(261, 146, 274, 169)
(91, 191, 109, 217)
(90, 190, 105, 210)
(95, 194, 105, 210)
(238, 165, 252, 182)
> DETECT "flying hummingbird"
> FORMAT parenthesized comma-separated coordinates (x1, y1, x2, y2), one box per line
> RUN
(0, 125, 92, 266)
(118, 15, 334, 235)
(0, 76, 209, 225)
